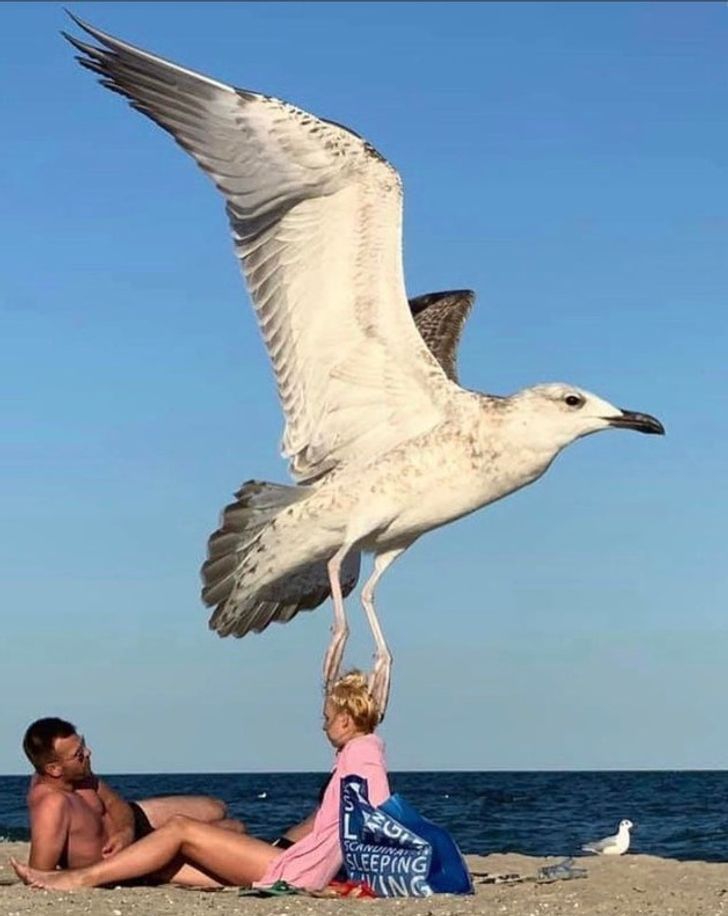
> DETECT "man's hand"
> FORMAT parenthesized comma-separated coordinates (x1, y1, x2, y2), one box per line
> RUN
(97, 780, 136, 857)
(101, 825, 135, 858)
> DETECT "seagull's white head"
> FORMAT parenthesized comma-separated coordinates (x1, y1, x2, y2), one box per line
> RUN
(508, 383, 664, 453)
(618, 819, 634, 832)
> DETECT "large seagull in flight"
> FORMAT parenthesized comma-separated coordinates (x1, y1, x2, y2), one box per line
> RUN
(65, 15, 664, 715)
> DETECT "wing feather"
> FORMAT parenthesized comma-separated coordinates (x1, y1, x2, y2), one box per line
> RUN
(66, 16, 458, 481)
(409, 290, 475, 383)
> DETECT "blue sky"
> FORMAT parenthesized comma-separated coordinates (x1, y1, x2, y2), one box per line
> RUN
(1, 2, 726, 775)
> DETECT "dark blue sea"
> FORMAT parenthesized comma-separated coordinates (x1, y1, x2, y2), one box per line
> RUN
(3, 771, 728, 861)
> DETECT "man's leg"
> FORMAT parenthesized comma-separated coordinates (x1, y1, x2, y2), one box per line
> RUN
(12, 815, 279, 891)
(153, 860, 226, 888)
(136, 796, 245, 833)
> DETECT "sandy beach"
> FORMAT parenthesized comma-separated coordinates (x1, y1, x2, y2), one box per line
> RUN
(3, 842, 728, 916)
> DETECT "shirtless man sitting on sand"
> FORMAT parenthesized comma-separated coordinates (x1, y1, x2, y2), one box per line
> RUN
(22, 717, 244, 884)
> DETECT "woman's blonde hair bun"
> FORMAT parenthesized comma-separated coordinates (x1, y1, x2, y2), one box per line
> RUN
(327, 669, 380, 733)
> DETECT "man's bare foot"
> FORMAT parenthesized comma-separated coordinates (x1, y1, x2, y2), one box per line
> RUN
(10, 857, 84, 890)
(9, 859, 31, 885)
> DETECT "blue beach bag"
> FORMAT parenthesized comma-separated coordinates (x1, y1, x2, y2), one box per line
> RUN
(339, 775, 473, 897)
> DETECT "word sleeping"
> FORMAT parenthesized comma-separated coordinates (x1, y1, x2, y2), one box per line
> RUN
(344, 840, 432, 897)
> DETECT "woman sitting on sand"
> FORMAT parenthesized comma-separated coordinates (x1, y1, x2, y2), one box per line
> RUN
(12, 671, 389, 892)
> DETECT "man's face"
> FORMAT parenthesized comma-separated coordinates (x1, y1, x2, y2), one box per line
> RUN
(48, 732, 92, 781)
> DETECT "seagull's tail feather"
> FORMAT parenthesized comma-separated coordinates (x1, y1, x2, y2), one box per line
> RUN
(202, 480, 360, 638)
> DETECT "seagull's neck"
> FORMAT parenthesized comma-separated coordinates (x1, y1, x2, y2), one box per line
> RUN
(478, 401, 564, 468)
(493, 397, 579, 458)
(459, 398, 564, 498)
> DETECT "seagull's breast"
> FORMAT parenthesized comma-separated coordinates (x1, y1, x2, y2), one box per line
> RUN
(300, 395, 560, 553)
(334, 402, 554, 549)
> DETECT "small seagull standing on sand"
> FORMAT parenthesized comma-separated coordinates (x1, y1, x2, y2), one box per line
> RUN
(64, 15, 665, 717)
(582, 819, 634, 856)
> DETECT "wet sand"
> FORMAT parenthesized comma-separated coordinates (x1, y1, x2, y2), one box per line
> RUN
(3, 841, 728, 915)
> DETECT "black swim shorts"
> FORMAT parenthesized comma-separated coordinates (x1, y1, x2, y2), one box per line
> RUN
(271, 835, 295, 849)
(129, 801, 154, 840)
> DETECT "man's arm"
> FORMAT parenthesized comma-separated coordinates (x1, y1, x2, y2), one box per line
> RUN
(96, 779, 135, 856)
(28, 795, 70, 869)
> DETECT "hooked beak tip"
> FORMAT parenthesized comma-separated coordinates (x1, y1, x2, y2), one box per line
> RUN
(609, 409, 665, 436)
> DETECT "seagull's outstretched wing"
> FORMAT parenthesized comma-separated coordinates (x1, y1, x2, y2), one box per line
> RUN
(409, 289, 475, 383)
(65, 16, 457, 482)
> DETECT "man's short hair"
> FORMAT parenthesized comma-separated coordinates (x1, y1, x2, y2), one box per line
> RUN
(23, 718, 77, 773)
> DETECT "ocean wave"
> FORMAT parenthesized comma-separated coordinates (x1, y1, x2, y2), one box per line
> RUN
(0, 825, 30, 842)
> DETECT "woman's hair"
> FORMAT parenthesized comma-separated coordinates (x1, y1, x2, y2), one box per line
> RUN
(327, 670, 380, 733)
(23, 717, 77, 773)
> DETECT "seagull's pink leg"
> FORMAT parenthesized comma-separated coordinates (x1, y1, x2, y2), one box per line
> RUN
(323, 545, 352, 690)
(360, 548, 405, 719)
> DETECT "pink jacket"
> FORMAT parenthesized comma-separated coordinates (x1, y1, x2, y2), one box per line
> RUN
(255, 733, 389, 891)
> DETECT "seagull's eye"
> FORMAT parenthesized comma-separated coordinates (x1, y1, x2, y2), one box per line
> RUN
(564, 394, 584, 408)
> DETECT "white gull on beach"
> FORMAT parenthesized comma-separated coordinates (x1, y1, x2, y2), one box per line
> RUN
(65, 16, 665, 715)
(582, 819, 634, 856)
